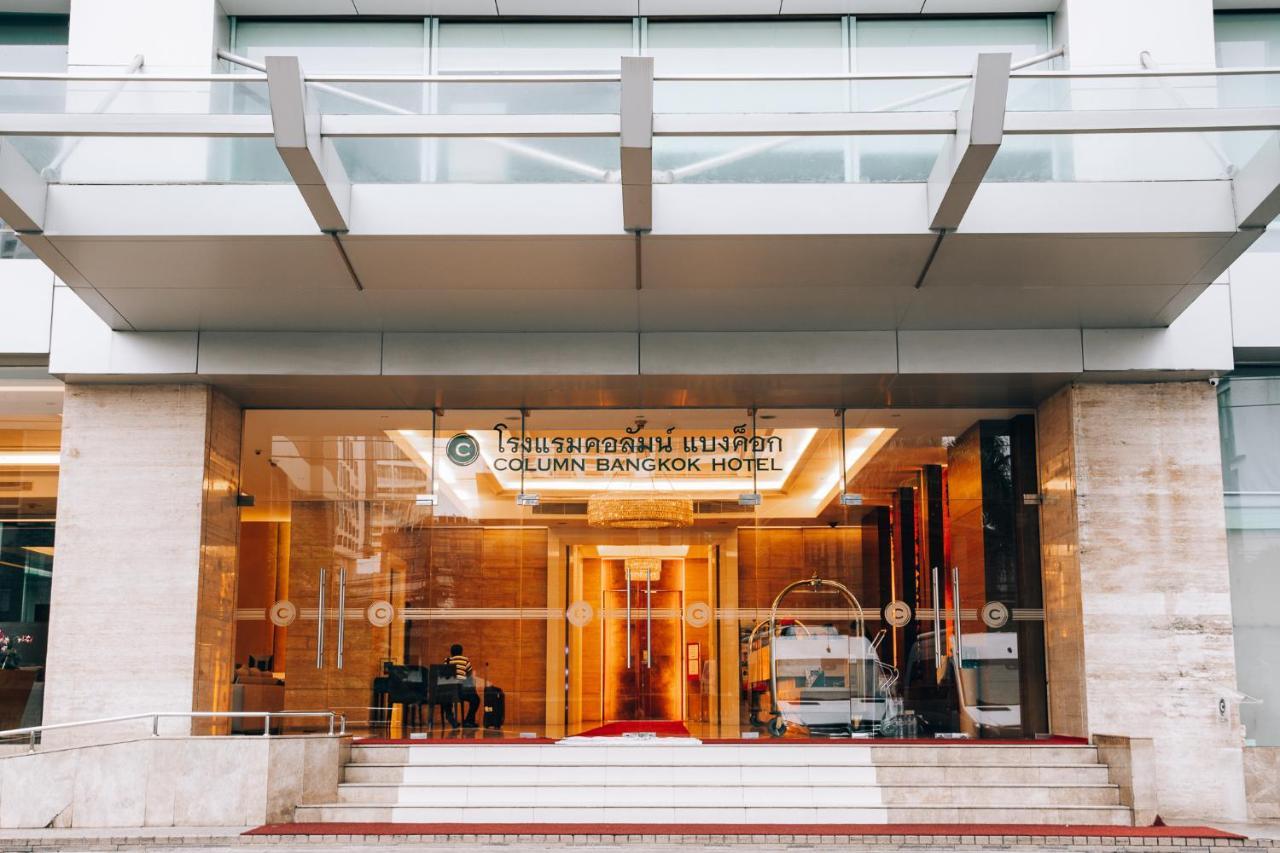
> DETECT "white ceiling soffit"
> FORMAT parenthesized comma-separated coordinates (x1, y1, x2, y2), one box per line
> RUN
(202, 0, 1070, 15)
(31, 181, 1241, 334)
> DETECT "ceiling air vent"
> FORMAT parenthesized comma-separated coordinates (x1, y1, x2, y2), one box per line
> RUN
(694, 500, 753, 515)
(531, 501, 589, 516)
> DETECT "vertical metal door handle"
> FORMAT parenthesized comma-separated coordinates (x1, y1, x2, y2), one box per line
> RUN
(951, 566, 963, 673)
(336, 566, 347, 670)
(316, 566, 327, 669)
(646, 568, 653, 670)
(626, 575, 632, 669)
(932, 566, 942, 668)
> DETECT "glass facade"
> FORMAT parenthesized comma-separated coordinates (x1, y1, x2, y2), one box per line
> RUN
(0, 14, 67, 259)
(1218, 372, 1280, 747)
(0, 414, 58, 730)
(226, 15, 1050, 185)
(233, 408, 1048, 739)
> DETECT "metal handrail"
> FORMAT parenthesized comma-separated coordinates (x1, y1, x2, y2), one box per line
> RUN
(0, 710, 347, 752)
(6, 64, 1280, 84)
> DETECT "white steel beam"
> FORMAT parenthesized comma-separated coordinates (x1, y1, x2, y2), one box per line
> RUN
(265, 55, 350, 233)
(321, 113, 619, 138)
(0, 139, 47, 232)
(620, 55, 654, 233)
(0, 114, 273, 137)
(927, 52, 1011, 231)
(3, 108, 1280, 140)
(1232, 134, 1280, 229)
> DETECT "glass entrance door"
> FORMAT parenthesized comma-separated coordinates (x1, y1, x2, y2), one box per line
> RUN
(603, 587, 683, 721)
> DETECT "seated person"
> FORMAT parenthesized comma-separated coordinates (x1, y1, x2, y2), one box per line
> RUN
(443, 643, 480, 729)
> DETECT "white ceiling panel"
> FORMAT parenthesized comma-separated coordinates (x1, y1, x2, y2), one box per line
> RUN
(641, 235, 933, 289)
(781, 0, 922, 13)
(368, 289, 641, 330)
(920, 0, 1059, 12)
(219, 0, 358, 14)
(341, 235, 636, 289)
(896, 284, 1188, 329)
(640, 0, 781, 15)
(638, 286, 905, 331)
(50, 236, 355, 290)
(97, 286, 381, 332)
(928, 234, 1232, 288)
(351, 0, 498, 13)
(497, 0, 637, 14)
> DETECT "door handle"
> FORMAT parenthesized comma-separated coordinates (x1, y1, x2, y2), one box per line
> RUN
(931, 566, 942, 669)
(626, 574, 632, 669)
(316, 566, 327, 669)
(951, 566, 963, 673)
(646, 566, 653, 670)
(336, 566, 347, 671)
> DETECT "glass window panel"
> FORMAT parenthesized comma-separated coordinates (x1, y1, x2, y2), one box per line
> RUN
(1218, 373, 1280, 747)
(855, 17, 1051, 181)
(0, 412, 60, 730)
(233, 20, 427, 73)
(232, 406, 1048, 740)
(853, 17, 1051, 72)
(649, 20, 846, 114)
(0, 13, 68, 72)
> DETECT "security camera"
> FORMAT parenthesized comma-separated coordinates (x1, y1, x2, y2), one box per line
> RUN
(1209, 377, 1220, 387)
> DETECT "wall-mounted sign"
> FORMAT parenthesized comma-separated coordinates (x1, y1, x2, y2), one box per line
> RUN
(487, 422, 785, 474)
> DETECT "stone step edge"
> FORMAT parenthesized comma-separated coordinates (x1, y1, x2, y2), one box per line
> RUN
(337, 781, 1121, 790)
(293, 799, 1131, 809)
(346, 761, 1109, 768)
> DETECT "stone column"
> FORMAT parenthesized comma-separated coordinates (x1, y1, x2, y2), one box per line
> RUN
(1037, 382, 1246, 821)
(43, 385, 241, 736)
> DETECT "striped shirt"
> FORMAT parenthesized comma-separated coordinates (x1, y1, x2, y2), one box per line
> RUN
(445, 654, 473, 680)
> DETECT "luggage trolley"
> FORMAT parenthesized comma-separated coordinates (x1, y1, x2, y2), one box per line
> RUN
(747, 575, 899, 738)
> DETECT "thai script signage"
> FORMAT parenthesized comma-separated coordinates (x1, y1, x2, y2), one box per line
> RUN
(480, 422, 785, 474)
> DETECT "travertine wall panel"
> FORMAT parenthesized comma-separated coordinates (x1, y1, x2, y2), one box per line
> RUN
(44, 385, 242, 737)
(1038, 382, 1246, 820)
(0, 735, 343, 828)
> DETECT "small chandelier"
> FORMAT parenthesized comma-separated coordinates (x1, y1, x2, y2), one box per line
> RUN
(625, 557, 663, 583)
(587, 492, 694, 529)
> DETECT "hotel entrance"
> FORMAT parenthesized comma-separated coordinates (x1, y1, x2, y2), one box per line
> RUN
(230, 407, 1048, 741)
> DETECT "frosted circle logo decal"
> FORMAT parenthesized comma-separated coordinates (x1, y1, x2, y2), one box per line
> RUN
(685, 601, 712, 628)
(446, 433, 480, 466)
(884, 600, 912, 628)
(268, 600, 297, 627)
(566, 600, 594, 628)
(981, 600, 1011, 629)
(367, 600, 395, 628)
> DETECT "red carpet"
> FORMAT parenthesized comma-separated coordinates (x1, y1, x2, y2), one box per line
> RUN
(246, 823, 1245, 839)
(573, 720, 691, 738)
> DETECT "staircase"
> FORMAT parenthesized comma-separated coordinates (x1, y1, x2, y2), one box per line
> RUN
(295, 741, 1133, 825)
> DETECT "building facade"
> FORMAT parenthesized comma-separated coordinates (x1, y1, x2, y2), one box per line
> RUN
(0, 0, 1279, 826)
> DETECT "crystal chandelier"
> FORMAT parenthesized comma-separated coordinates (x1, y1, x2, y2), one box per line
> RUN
(625, 557, 663, 583)
(587, 492, 695, 528)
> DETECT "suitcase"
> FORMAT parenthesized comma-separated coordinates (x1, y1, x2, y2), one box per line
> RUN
(483, 684, 505, 729)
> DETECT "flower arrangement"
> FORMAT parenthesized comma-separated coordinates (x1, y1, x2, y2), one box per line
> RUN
(0, 630, 33, 669)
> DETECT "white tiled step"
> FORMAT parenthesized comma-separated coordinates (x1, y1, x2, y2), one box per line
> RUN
(349, 744, 1101, 767)
(293, 803, 1133, 825)
(344, 762, 1112, 785)
(335, 782, 1119, 807)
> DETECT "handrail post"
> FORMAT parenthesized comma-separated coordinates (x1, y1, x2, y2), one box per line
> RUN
(28, 730, 35, 752)
(328, 713, 335, 736)
(263, 712, 271, 737)
(152, 714, 159, 737)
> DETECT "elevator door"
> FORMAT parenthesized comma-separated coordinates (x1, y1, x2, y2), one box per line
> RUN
(603, 588, 683, 721)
